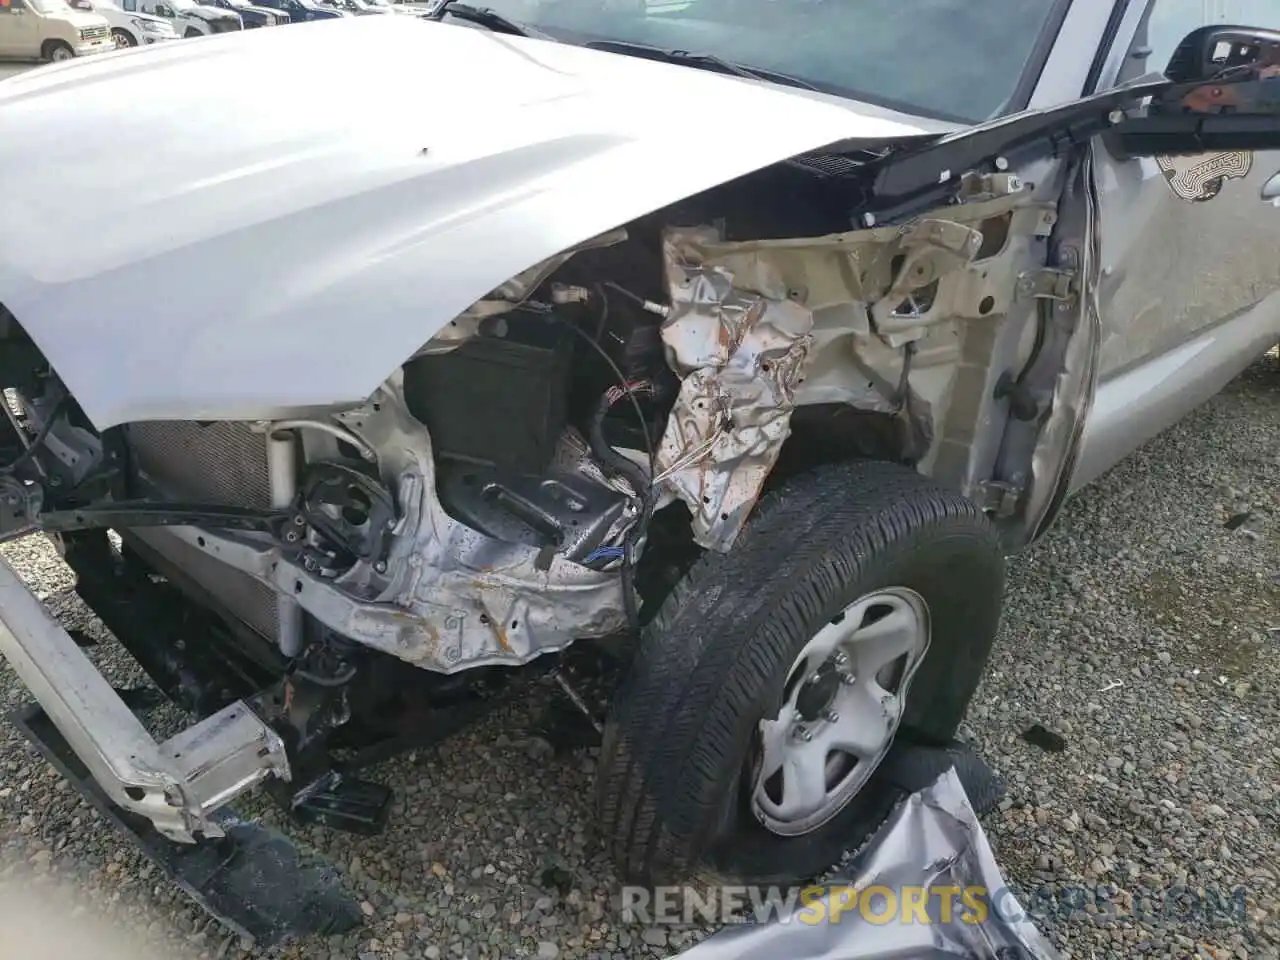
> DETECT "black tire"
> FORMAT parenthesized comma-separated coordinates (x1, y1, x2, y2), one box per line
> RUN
(595, 459, 1005, 885)
(184, 27, 203, 37)
(41, 40, 74, 62)
(111, 28, 137, 48)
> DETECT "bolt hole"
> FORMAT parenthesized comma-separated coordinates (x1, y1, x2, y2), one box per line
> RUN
(372, 402, 381, 412)
(294, 580, 303, 594)
(510, 620, 519, 629)
(720, 512, 729, 521)
(978, 296, 996, 315)
(479, 613, 490, 625)
(197, 536, 206, 548)
(124, 786, 146, 802)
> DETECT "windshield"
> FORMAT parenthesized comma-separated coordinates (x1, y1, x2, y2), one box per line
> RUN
(456, 0, 1062, 122)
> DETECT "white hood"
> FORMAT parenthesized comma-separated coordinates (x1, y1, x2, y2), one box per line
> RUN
(0, 17, 942, 429)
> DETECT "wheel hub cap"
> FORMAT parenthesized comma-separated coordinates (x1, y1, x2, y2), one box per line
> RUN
(750, 587, 930, 837)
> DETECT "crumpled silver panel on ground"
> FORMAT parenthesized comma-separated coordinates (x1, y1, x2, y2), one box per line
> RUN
(669, 768, 1060, 960)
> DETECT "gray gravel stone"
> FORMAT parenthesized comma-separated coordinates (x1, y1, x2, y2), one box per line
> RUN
(0, 355, 1276, 960)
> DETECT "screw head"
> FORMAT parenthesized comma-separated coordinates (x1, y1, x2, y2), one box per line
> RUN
(795, 726, 812, 742)
(841, 673, 858, 686)
(374, 560, 387, 574)
(824, 710, 839, 723)
(832, 652, 848, 667)
(994, 156, 1010, 171)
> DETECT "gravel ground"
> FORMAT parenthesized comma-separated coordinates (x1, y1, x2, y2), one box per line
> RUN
(0, 354, 1276, 960)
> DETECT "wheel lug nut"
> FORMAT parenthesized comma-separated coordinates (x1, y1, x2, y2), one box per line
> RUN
(833, 653, 848, 666)
(795, 726, 812, 742)
(824, 710, 839, 722)
(841, 673, 857, 685)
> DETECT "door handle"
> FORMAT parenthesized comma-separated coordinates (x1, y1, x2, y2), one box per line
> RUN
(1262, 171, 1280, 206)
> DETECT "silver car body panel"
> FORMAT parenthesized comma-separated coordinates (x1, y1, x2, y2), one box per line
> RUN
(1068, 0, 1280, 493)
(0, 16, 944, 431)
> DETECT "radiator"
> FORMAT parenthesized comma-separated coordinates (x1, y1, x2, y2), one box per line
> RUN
(123, 421, 279, 640)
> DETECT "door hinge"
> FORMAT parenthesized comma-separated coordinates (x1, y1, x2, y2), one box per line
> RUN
(1015, 268, 1077, 304)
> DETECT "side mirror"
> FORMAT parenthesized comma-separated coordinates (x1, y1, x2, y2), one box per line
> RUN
(1110, 25, 1280, 157)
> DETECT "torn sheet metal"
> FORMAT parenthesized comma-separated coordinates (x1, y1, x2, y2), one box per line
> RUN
(656, 225, 814, 552)
(653, 190, 1044, 553)
(670, 767, 1060, 960)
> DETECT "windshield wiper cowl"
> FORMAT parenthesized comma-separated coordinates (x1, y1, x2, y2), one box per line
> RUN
(428, 0, 544, 39)
(584, 40, 818, 92)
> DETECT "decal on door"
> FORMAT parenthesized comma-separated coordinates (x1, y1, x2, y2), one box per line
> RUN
(1156, 151, 1253, 203)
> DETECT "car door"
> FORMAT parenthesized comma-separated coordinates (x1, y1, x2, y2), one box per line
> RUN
(0, 0, 38, 58)
(1092, 0, 1280, 378)
(1072, 0, 1280, 487)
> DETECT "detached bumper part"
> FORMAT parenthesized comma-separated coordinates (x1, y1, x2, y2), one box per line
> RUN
(0, 556, 290, 843)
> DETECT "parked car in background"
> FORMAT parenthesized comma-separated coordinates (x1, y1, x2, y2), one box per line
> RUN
(200, 0, 285, 27)
(364, 0, 422, 14)
(0, 2, 1279, 935)
(66, 0, 180, 46)
(121, 0, 239, 36)
(252, 0, 341, 21)
(0, 0, 112, 61)
(319, 0, 389, 15)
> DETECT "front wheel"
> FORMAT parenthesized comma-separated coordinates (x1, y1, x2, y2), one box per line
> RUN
(42, 40, 74, 62)
(111, 28, 137, 48)
(184, 26, 202, 37)
(595, 459, 1006, 885)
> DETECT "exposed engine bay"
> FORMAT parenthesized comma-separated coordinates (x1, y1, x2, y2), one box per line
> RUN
(0, 154, 1063, 678)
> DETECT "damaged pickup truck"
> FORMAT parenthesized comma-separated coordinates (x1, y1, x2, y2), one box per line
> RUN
(1, 1, 1280, 921)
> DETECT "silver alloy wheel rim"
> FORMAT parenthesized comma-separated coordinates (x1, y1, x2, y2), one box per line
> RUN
(51, 46, 73, 60)
(750, 587, 930, 837)
(113, 30, 131, 47)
